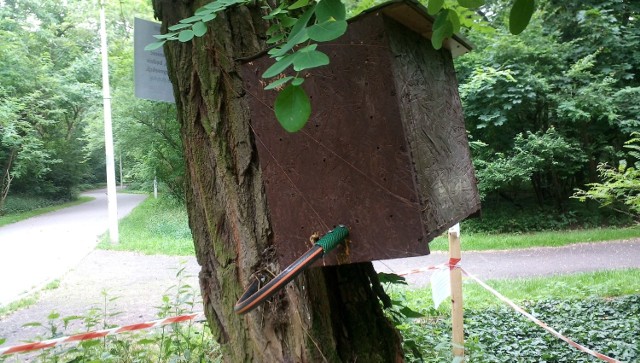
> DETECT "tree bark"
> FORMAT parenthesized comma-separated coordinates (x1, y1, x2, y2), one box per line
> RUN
(152, 1, 404, 362)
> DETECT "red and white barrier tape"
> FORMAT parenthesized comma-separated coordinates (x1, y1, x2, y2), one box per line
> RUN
(0, 313, 201, 356)
(460, 267, 622, 363)
(396, 258, 461, 276)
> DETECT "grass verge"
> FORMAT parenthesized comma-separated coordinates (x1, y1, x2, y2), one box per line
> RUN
(393, 269, 640, 311)
(98, 196, 194, 256)
(0, 280, 60, 318)
(0, 197, 94, 228)
(428, 225, 640, 251)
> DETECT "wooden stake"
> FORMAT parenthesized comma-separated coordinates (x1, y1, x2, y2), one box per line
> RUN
(449, 223, 464, 359)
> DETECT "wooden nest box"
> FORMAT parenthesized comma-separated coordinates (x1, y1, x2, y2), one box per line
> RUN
(241, 0, 480, 267)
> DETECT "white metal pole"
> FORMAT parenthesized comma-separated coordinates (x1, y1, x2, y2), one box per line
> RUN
(100, 0, 119, 244)
(153, 172, 158, 199)
(119, 150, 123, 188)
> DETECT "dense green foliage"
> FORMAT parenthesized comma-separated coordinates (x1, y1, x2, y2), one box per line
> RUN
(0, 0, 102, 210)
(456, 0, 640, 230)
(0, 0, 184, 215)
(399, 295, 639, 362)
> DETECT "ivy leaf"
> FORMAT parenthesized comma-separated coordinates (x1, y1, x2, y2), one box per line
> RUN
(458, 0, 485, 8)
(262, 53, 298, 78)
(144, 41, 166, 51)
(192, 21, 207, 37)
(427, 0, 444, 15)
(307, 20, 348, 42)
(274, 85, 311, 132)
(293, 50, 330, 71)
(178, 29, 195, 42)
(509, 0, 536, 35)
(315, 0, 346, 23)
(265, 76, 294, 90)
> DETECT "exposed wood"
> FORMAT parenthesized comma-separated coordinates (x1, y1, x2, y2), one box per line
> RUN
(386, 16, 481, 240)
(448, 224, 464, 358)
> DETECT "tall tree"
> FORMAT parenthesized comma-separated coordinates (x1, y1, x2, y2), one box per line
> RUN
(152, 1, 403, 361)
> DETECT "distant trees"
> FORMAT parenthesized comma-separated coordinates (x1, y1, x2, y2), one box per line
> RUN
(456, 0, 639, 212)
(0, 0, 184, 213)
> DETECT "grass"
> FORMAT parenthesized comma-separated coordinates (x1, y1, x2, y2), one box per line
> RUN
(0, 280, 61, 318)
(391, 269, 640, 312)
(98, 196, 194, 256)
(0, 196, 94, 228)
(428, 225, 640, 251)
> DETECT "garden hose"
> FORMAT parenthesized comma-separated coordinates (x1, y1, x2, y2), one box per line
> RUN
(234, 225, 349, 315)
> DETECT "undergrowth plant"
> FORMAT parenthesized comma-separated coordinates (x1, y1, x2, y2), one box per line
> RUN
(0, 264, 219, 363)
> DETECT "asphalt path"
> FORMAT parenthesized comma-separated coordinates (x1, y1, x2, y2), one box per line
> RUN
(0, 189, 146, 306)
(374, 239, 640, 287)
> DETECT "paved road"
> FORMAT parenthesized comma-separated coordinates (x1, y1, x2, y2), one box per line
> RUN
(0, 189, 146, 306)
(374, 239, 640, 287)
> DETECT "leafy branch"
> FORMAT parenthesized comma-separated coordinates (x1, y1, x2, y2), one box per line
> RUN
(146, 0, 536, 132)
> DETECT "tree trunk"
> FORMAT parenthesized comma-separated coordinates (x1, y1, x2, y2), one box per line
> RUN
(152, 1, 404, 362)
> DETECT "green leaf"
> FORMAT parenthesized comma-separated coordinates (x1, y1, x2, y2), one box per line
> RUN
(201, 13, 217, 22)
(272, 28, 309, 57)
(293, 50, 329, 71)
(179, 15, 203, 24)
(291, 77, 305, 86)
(307, 20, 348, 42)
(298, 44, 318, 52)
(262, 53, 298, 78)
(432, 9, 450, 31)
(280, 16, 298, 28)
(0, 337, 5, 345)
(448, 9, 460, 34)
(427, 0, 444, 15)
(288, 0, 309, 10)
(399, 306, 425, 318)
(144, 41, 166, 51)
(458, 0, 484, 8)
(265, 76, 294, 90)
(431, 18, 453, 49)
(22, 322, 43, 327)
(195, 7, 214, 16)
(315, 0, 346, 22)
(509, 0, 536, 35)
(267, 33, 285, 44)
(48, 312, 60, 320)
(168, 23, 192, 31)
(153, 33, 176, 40)
(378, 272, 408, 285)
(192, 21, 207, 37)
(178, 29, 195, 42)
(288, 5, 316, 40)
(274, 85, 311, 132)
